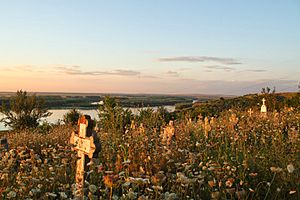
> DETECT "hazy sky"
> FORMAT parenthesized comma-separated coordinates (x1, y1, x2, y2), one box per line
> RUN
(0, 0, 299, 95)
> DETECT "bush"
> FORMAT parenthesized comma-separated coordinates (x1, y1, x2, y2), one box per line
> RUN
(98, 96, 132, 133)
(0, 90, 51, 130)
(63, 108, 82, 126)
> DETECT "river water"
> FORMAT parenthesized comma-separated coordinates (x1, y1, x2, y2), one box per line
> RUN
(0, 106, 175, 131)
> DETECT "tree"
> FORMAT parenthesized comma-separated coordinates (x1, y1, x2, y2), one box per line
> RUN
(98, 96, 132, 133)
(261, 86, 274, 94)
(0, 90, 51, 130)
(63, 108, 82, 126)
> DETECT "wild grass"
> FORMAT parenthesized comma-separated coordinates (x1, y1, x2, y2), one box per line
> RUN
(0, 109, 299, 199)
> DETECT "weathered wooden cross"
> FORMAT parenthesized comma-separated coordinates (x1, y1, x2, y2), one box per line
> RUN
(70, 115, 100, 197)
(248, 108, 254, 117)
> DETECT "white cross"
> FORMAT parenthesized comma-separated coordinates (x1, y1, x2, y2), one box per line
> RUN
(262, 98, 266, 105)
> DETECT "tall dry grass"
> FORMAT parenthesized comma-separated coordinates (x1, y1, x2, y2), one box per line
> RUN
(0, 109, 299, 199)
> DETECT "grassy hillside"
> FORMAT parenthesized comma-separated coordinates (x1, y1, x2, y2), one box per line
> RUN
(176, 92, 300, 119)
(0, 99, 299, 199)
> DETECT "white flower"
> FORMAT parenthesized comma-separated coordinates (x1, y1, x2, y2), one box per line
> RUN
(287, 164, 295, 173)
(270, 167, 283, 173)
(59, 192, 68, 199)
(47, 192, 57, 197)
(7, 191, 17, 199)
(89, 184, 98, 193)
(127, 190, 137, 199)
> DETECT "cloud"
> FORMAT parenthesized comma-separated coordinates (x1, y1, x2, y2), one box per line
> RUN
(165, 70, 180, 77)
(140, 75, 161, 79)
(112, 69, 141, 76)
(204, 65, 235, 72)
(0, 65, 35, 72)
(54, 66, 141, 76)
(245, 69, 267, 72)
(158, 56, 241, 65)
(179, 67, 191, 71)
(15, 65, 35, 71)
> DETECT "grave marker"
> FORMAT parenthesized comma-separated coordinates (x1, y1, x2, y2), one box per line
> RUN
(70, 115, 100, 197)
(0, 138, 8, 151)
(261, 98, 267, 114)
(248, 108, 254, 117)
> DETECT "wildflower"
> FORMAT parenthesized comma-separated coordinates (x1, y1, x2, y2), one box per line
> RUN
(138, 195, 147, 200)
(89, 184, 98, 193)
(152, 185, 163, 191)
(211, 191, 220, 199)
(97, 164, 104, 172)
(289, 190, 296, 195)
(249, 172, 258, 177)
(218, 181, 222, 187)
(231, 166, 237, 172)
(226, 178, 235, 188)
(47, 192, 57, 198)
(208, 180, 215, 188)
(270, 167, 283, 173)
(122, 159, 131, 165)
(176, 172, 190, 184)
(122, 182, 131, 187)
(6, 191, 17, 199)
(287, 163, 295, 173)
(103, 175, 118, 188)
(164, 192, 177, 200)
(198, 162, 203, 167)
(127, 190, 137, 199)
(59, 192, 68, 199)
(112, 195, 119, 200)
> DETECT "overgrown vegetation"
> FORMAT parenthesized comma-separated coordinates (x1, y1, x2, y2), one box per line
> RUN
(0, 94, 299, 199)
(0, 90, 51, 130)
(63, 108, 82, 126)
(181, 92, 300, 119)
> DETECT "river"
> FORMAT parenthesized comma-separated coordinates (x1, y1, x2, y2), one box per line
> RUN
(0, 106, 175, 131)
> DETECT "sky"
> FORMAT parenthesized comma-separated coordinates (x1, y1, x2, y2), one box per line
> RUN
(0, 0, 299, 95)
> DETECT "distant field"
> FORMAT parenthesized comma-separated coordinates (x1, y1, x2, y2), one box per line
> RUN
(0, 92, 225, 109)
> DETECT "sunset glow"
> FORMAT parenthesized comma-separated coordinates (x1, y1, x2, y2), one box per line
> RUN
(0, 1, 299, 95)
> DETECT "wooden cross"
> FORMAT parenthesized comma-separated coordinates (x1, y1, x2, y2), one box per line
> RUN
(70, 115, 98, 196)
(248, 108, 254, 117)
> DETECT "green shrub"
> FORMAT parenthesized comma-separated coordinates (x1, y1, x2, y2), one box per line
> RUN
(63, 108, 82, 126)
(98, 96, 132, 133)
(0, 90, 51, 130)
